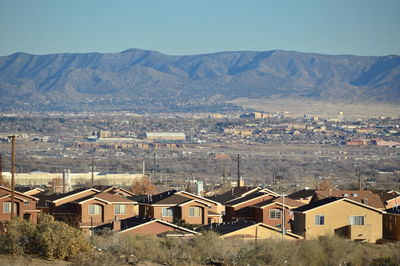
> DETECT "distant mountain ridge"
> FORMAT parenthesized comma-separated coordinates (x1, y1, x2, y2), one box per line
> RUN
(0, 49, 399, 112)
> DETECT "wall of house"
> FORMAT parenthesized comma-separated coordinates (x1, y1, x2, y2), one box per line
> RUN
(254, 204, 293, 230)
(0, 196, 38, 224)
(176, 192, 223, 214)
(181, 202, 208, 225)
(81, 199, 136, 224)
(222, 224, 300, 240)
(292, 213, 306, 237)
(301, 201, 382, 243)
(383, 213, 400, 241)
(225, 195, 275, 221)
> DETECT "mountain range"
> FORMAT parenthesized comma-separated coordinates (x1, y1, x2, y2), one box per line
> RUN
(0, 49, 399, 113)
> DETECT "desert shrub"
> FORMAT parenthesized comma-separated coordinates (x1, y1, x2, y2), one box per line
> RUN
(0, 214, 91, 260)
(0, 218, 36, 255)
(32, 214, 91, 260)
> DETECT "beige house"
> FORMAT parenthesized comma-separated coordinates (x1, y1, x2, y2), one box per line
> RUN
(292, 197, 385, 243)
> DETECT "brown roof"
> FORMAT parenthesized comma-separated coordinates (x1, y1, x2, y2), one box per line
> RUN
(253, 196, 305, 208)
(76, 192, 137, 204)
(314, 190, 385, 209)
(287, 189, 316, 200)
(380, 192, 400, 203)
(154, 194, 192, 205)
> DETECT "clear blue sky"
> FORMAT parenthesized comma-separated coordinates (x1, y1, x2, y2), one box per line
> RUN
(0, 0, 399, 56)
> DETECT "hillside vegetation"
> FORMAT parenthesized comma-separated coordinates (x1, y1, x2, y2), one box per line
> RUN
(0, 49, 399, 112)
(0, 217, 399, 265)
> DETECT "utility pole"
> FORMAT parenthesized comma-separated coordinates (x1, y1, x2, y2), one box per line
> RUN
(91, 149, 95, 187)
(237, 154, 240, 187)
(222, 160, 226, 183)
(152, 152, 156, 182)
(357, 168, 362, 190)
(0, 153, 3, 187)
(9, 136, 16, 218)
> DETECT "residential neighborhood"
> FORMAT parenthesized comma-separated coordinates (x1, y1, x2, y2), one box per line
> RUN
(0, 180, 398, 244)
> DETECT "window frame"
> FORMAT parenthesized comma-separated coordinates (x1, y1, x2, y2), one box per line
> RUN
(315, 215, 325, 225)
(114, 204, 126, 215)
(349, 215, 365, 225)
(88, 204, 101, 215)
(189, 206, 201, 217)
(162, 207, 174, 217)
(3, 202, 17, 213)
(269, 209, 282, 219)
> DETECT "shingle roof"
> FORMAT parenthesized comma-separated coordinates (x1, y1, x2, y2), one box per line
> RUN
(380, 192, 400, 203)
(287, 189, 316, 200)
(386, 207, 400, 215)
(75, 192, 137, 204)
(292, 197, 342, 212)
(198, 220, 257, 235)
(225, 192, 273, 206)
(138, 190, 177, 204)
(206, 187, 260, 204)
(253, 196, 306, 208)
(46, 187, 97, 202)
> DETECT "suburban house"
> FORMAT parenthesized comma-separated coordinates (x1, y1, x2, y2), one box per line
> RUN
(95, 216, 198, 237)
(46, 187, 138, 232)
(138, 190, 223, 226)
(383, 207, 400, 241)
(252, 196, 306, 230)
(224, 192, 277, 221)
(198, 220, 302, 240)
(292, 197, 385, 243)
(0, 186, 40, 225)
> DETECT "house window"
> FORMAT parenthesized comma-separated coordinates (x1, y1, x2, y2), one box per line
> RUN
(189, 207, 201, 217)
(315, 215, 325, 225)
(269, 209, 282, 219)
(24, 201, 30, 205)
(114, 205, 126, 215)
(3, 202, 17, 213)
(350, 216, 365, 225)
(162, 207, 174, 217)
(88, 204, 101, 215)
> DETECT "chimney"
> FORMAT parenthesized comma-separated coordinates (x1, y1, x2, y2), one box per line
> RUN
(112, 217, 121, 232)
